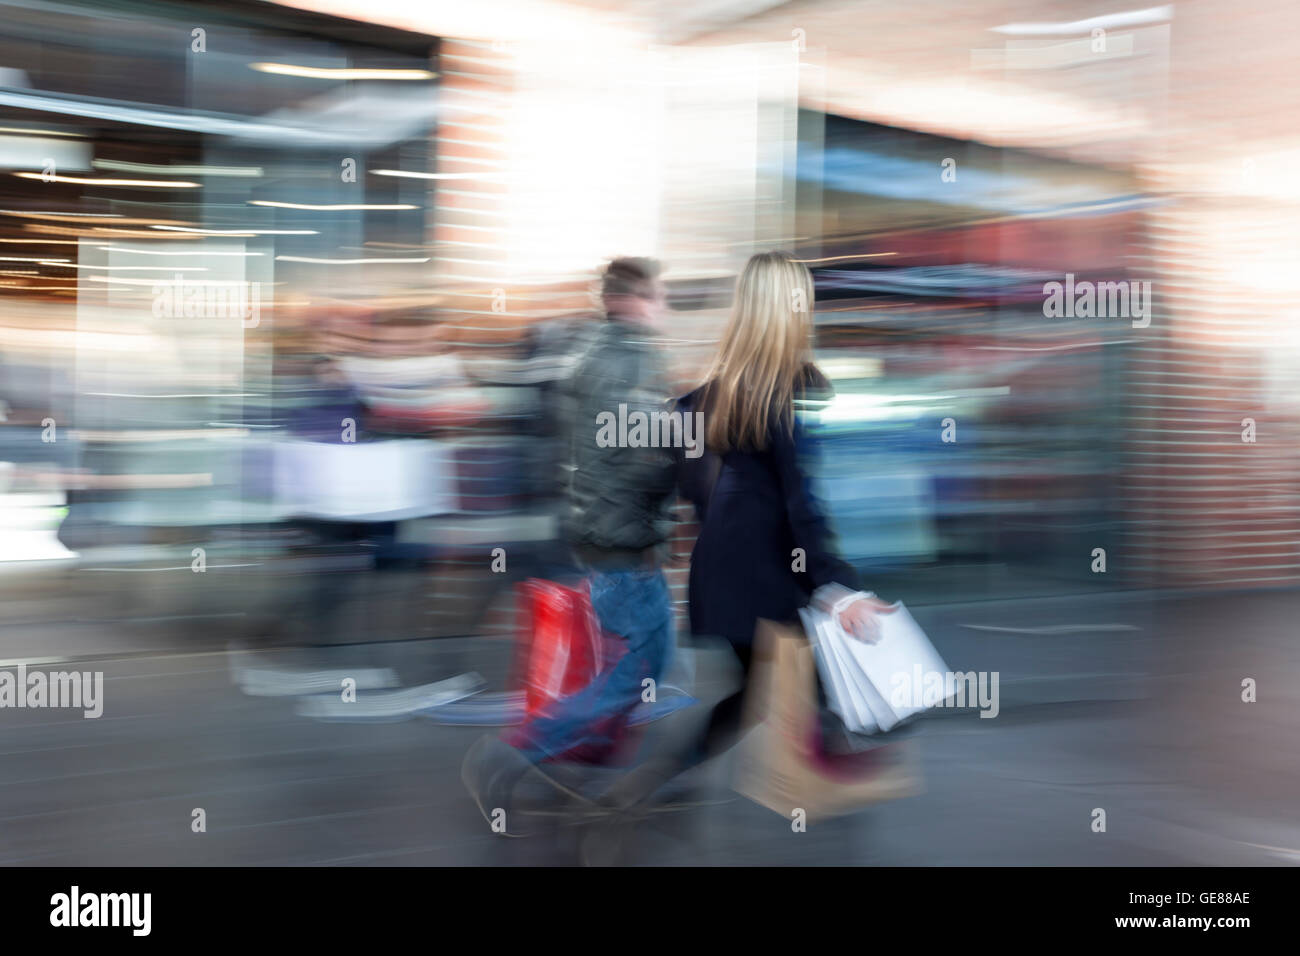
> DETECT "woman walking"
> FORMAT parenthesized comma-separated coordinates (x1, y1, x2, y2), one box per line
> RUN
(603, 250, 896, 809)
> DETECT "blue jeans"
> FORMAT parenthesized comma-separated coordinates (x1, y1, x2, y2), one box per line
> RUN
(511, 569, 674, 763)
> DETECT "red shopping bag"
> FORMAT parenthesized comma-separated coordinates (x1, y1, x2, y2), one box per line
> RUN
(511, 578, 637, 765)
(514, 578, 608, 717)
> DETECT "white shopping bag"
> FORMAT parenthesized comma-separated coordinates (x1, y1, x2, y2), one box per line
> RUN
(274, 439, 457, 521)
(803, 607, 879, 734)
(801, 601, 950, 733)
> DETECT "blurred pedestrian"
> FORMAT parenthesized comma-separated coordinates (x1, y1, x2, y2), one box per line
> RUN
(463, 257, 678, 833)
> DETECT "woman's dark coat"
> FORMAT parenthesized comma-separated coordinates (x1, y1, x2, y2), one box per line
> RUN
(675, 368, 860, 646)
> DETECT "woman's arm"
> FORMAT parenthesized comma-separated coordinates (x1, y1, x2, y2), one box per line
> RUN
(772, 401, 899, 641)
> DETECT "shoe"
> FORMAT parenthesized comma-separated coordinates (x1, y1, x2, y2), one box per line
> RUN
(598, 754, 684, 812)
(461, 735, 535, 837)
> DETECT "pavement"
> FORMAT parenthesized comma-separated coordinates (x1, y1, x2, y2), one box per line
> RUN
(0, 560, 1297, 866)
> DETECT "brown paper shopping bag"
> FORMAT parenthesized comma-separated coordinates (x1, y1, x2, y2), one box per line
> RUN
(733, 619, 922, 822)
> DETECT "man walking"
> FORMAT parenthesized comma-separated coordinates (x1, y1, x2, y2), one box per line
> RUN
(463, 257, 677, 833)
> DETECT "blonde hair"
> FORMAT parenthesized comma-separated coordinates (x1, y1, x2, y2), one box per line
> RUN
(701, 251, 815, 453)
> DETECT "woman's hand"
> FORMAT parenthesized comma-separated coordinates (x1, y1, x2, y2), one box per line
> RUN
(837, 595, 899, 643)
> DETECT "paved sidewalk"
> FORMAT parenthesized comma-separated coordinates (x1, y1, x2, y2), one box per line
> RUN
(0, 582, 1295, 865)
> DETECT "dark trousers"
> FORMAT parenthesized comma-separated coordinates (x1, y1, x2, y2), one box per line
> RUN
(683, 625, 839, 767)
(683, 640, 754, 767)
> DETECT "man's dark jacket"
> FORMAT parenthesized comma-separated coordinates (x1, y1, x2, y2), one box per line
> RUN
(561, 315, 675, 565)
